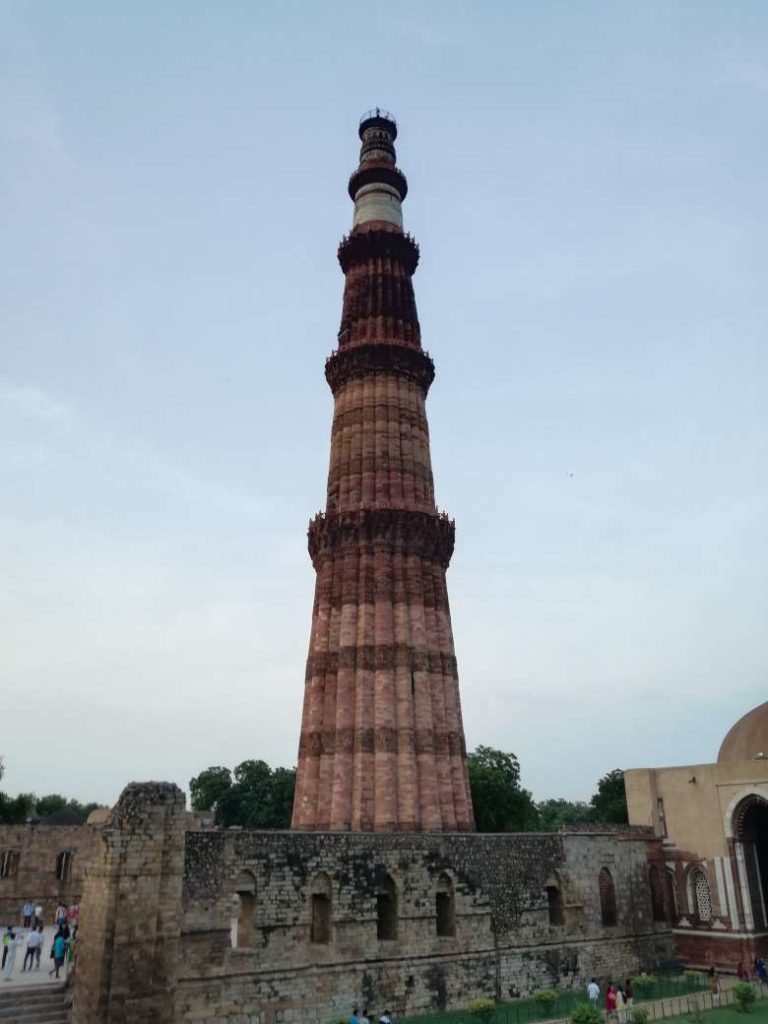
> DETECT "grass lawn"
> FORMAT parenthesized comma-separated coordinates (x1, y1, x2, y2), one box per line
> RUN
(663, 1002, 768, 1024)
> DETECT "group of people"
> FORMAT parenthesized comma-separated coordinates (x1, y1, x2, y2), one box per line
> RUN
(1, 901, 80, 983)
(587, 978, 635, 1022)
(350, 1005, 392, 1024)
(737, 958, 767, 983)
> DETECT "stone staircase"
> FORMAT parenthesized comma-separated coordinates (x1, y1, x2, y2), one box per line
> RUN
(0, 983, 68, 1024)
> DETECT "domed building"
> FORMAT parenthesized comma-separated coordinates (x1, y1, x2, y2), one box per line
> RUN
(626, 702, 768, 970)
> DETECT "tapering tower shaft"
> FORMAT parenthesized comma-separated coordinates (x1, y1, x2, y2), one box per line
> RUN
(292, 112, 475, 832)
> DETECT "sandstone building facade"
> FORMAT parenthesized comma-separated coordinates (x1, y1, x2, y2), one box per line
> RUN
(626, 701, 768, 971)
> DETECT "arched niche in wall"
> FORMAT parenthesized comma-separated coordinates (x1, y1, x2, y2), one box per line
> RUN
(598, 867, 617, 927)
(730, 793, 768, 930)
(545, 874, 565, 927)
(309, 871, 332, 944)
(648, 864, 666, 922)
(231, 869, 257, 949)
(435, 871, 456, 937)
(376, 872, 398, 941)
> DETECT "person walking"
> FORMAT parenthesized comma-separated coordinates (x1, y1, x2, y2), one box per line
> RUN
(2, 931, 21, 981)
(22, 928, 41, 972)
(587, 978, 600, 1005)
(21, 902, 33, 928)
(34, 925, 44, 969)
(49, 929, 66, 979)
(1, 928, 13, 971)
(606, 983, 617, 1017)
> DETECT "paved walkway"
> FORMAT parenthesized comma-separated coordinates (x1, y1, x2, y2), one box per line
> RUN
(1, 925, 71, 990)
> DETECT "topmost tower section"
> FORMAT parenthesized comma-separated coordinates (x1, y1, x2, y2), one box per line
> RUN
(349, 108, 408, 230)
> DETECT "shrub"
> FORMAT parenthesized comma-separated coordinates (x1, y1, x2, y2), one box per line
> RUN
(467, 998, 497, 1023)
(632, 1008, 650, 1024)
(533, 990, 558, 1015)
(570, 1003, 604, 1024)
(733, 982, 756, 1013)
(633, 975, 657, 996)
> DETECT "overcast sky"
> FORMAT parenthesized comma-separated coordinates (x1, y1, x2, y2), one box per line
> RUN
(2, 2, 767, 809)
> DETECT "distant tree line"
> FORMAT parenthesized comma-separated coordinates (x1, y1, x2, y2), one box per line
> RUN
(0, 757, 102, 825)
(189, 748, 628, 831)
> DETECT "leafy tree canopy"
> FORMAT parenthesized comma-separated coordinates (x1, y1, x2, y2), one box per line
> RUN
(190, 760, 296, 829)
(589, 768, 628, 823)
(189, 766, 233, 811)
(467, 745, 539, 832)
(536, 798, 594, 832)
(0, 760, 100, 825)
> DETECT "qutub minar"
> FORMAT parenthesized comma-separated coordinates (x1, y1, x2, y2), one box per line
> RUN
(14, 109, 767, 1024)
(292, 110, 476, 832)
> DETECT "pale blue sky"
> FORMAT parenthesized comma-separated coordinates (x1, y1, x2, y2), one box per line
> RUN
(2, 2, 767, 807)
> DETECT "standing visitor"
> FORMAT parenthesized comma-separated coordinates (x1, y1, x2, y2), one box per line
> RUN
(709, 968, 720, 1005)
(606, 983, 617, 1016)
(34, 925, 44, 969)
(587, 978, 600, 1005)
(758, 958, 766, 984)
(68, 903, 79, 928)
(55, 903, 68, 929)
(737, 961, 749, 980)
(624, 979, 634, 1008)
(49, 929, 66, 979)
(21, 902, 33, 928)
(350, 1005, 360, 1024)
(379, 1009, 392, 1024)
(616, 986, 627, 1024)
(22, 928, 41, 972)
(34, 904, 43, 928)
(360, 1009, 370, 1024)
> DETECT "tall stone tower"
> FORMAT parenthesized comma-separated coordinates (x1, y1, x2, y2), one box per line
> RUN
(292, 111, 475, 833)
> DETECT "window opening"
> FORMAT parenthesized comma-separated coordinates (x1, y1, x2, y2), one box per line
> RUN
(377, 873, 398, 941)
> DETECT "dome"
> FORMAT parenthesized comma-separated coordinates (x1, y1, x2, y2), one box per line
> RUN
(718, 702, 768, 763)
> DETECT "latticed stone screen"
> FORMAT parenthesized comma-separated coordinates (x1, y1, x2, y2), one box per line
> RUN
(688, 866, 712, 922)
(599, 867, 617, 926)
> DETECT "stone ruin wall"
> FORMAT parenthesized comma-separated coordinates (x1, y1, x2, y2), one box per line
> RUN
(0, 823, 98, 925)
(0, 783, 673, 1023)
(177, 823, 672, 1022)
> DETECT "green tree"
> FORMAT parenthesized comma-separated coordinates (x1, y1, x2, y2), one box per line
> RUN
(536, 798, 594, 831)
(36, 794, 68, 818)
(208, 760, 296, 829)
(189, 766, 233, 811)
(0, 791, 35, 824)
(590, 768, 628, 823)
(467, 746, 539, 832)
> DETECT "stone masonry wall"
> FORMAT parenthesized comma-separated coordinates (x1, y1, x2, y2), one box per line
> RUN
(0, 823, 97, 924)
(72, 782, 186, 1024)
(176, 828, 673, 1024)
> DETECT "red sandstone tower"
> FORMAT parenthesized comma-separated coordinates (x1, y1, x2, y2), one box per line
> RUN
(292, 112, 475, 833)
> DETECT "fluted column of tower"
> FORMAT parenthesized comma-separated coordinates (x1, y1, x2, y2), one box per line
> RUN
(292, 111, 475, 833)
